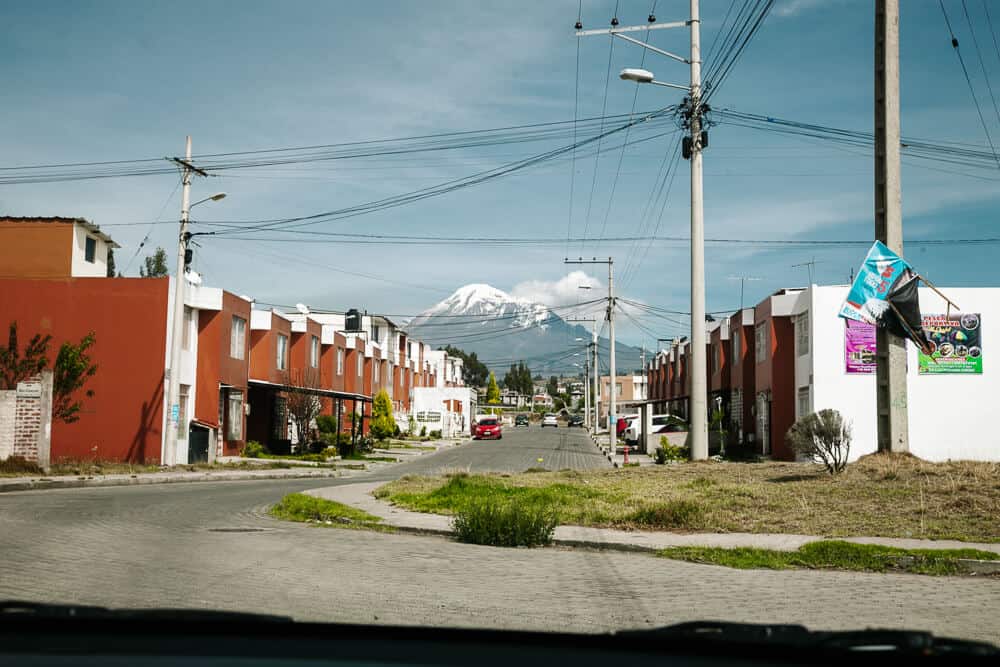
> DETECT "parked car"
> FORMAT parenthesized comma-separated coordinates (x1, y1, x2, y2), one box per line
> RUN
(514, 414, 530, 427)
(624, 414, 674, 445)
(541, 414, 558, 428)
(473, 417, 502, 440)
(567, 414, 584, 427)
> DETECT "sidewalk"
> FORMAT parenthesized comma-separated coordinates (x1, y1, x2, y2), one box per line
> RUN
(307, 481, 1000, 558)
(0, 438, 469, 494)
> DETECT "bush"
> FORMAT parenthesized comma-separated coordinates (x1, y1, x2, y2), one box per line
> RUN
(429, 429, 442, 439)
(420, 426, 427, 437)
(0, 455, 44, 475)
(241, 441, 267, 458)
(316, 415, 338, 434)
(452, 496, 557, 547)
(654, 437, 689, 464)
(408, 415, 417, 436)
(628, 500, 704, 529)
(320, 447, 338, 459)
(786, 409, 852, 475)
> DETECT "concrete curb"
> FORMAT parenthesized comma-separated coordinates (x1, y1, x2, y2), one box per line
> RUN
(0, 469, 342, 493)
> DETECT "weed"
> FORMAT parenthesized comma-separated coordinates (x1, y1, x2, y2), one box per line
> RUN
(452, 496, 557, 547)
(269, 493, 393, 532)
(625, 500, 704, 530)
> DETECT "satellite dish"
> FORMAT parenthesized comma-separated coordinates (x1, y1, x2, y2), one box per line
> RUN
(295, 303, 310, 315)
(184, 270, 203, 286)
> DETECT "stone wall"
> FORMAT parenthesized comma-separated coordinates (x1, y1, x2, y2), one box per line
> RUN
(0, 371, 53, 468)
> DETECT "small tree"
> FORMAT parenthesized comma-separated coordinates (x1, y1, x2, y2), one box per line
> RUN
(53, 332, 98, 423)
(139, 247, 169, 278)
(106, 247, 117, 277)
(370, 389, 395, 441)
(485, 371, 501, 404)
(546, 375, 559, 397)
(284, 369, 323, 451)
(785, 409, 852, 475)
(0, 322, 50, 390)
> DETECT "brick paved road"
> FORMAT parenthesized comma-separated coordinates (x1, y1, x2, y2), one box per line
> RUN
(1, 429, 998, 644)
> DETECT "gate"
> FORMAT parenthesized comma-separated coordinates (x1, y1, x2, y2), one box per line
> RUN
(188, 424, 210, 463)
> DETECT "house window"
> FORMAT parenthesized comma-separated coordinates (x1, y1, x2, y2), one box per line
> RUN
(182, 307, 194, 350)
(230, 316, 246, 359)
(357, 353, 363, 377)
(178, 385, 190, 430)
(615, 382, 623, 397)
(276, 334, 288, 371)
(797, 386, 811, 419)
(272, 396, 287, 440)
(755, 323, 768, 362)
(712, 344, 720, 374)
(84, 236, 97, 263)
(797, 312, 810, 356)
(227, 391, 243, 440)
(310, 336, 319, 368)
(731, 331, 740, 366)
(372, 324, 381, 342)
(336, 349, 344, 375)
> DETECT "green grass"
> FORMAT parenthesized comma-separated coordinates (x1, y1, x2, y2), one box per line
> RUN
(269, 493, 394, 532)
(385, 441, 436, 451)
(452, 496, 557, 547)
(339, 452, 399, 462)
(658, 540, 999, 575)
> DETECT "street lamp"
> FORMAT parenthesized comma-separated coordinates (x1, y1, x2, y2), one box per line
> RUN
(620, 68, 689, 91)
(191, 192, 227, 207)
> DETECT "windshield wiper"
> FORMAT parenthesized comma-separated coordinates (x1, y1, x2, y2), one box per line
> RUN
(619, 621, 998, 657)
(0, 601, 292, 623)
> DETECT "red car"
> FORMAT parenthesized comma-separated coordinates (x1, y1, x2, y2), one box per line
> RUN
(473, 417, 502, 440)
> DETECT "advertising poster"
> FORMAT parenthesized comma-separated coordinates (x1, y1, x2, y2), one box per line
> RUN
(918, 313, 983, 374)
(839, 241, 912, 324)
(844, 320, 876, 374)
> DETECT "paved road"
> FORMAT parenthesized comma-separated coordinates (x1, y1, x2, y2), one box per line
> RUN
(2, 428, 999, 644)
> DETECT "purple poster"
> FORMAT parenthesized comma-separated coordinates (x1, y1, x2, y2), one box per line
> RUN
(845, 320, 876, 374)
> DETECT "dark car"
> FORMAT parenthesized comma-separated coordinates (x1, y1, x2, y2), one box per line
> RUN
(567, 414, 584, 427)
(514, 414, 529, 427)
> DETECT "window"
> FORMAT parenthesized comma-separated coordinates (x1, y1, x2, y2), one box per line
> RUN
(797, 386, 811, 419)
(84, 236, 97, 263)
(755, 323, 768, 362)
(227, 391, 243, 440)
(310, 336, 319, 368)
(615, 382, 623, 397)
(712, 344, 720, 374)
(230, 317, 246, 359)
(182, 307, 194, 350)
(731, 330, 740, 366)
(372, 324, 381, 342)
(336, 349, 344, 375)
(796, 312, 810, 356)
(357, 353, 363, 377)
(276, 334, 288, 371)
(178, 385, 190, 430)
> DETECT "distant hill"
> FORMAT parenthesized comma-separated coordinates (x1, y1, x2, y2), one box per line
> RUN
(406, 283, 644, 376)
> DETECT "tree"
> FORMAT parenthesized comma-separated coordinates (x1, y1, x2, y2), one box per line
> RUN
(53, 332, 98, 423)
(546, 375, 559, 397)
(106, 248, 117, 277)
(486, 371, 501, 405)
(785, 409, 852, 475)
(139, 247, 169, 278)
(0, 322, 50, 390)
(284, 368, 324, 451)
(370, 389, 395, 441)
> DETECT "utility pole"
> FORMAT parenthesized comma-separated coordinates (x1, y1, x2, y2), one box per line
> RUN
(165, 137, 208, 465)
(566, 316, 597, 431)
(575, 2, 706, 459)
(565, 257, 615, 452)
(875, 0, 908, 453)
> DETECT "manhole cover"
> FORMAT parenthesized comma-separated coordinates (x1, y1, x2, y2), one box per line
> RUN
(207, 527, 268, 533)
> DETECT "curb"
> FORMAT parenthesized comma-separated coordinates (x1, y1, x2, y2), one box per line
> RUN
(0, 469, 342, 494)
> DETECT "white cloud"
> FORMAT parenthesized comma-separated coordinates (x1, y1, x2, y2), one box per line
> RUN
(774, 0, 829, 18)
(511, 270, 602, 306)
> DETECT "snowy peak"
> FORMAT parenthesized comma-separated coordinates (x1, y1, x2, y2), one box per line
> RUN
(411, 283, 553, 330)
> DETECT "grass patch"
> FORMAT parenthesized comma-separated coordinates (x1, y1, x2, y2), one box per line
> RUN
(385, 441, 436, 451)
(657, 540, 1000, 576)
(452, 496, 557, 547)
(339, 452, 398, 462)
(269, 493, 393, 532)
(375, 454, 1000, 542)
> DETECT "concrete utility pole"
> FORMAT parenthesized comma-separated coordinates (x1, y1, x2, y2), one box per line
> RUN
(577, 1, 708, 460)
(874, 0, 908, 452)
(565, 258, 615, 452)
(165, 137, 208, 466)
(566, 316, 597, 430)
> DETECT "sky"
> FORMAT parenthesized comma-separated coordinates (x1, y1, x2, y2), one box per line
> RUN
(2, 0, 999, 348)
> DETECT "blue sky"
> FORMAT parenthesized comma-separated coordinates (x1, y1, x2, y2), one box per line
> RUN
(2, 0, 998, 347)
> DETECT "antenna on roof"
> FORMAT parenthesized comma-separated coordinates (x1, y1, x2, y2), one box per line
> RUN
(295, 303, 310, 315)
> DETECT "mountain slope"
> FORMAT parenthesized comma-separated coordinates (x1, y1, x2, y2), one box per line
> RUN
(406, 284, 644, 376)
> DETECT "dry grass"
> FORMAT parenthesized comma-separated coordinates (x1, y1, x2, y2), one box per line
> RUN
(376, 453, 1000, 542)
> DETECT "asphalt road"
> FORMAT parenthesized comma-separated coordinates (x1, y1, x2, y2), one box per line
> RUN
(2, 427, 999, 643)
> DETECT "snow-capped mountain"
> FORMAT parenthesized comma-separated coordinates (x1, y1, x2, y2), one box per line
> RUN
(406, 283, 643, 376)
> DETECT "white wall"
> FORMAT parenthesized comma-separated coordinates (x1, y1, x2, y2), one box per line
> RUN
(69, 223, 110, 277)
(411, 386, 475, 437)
(804, 285, 1000, 462)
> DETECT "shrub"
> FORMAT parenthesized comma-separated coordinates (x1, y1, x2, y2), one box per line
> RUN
(0, 455, 44, 475)
(315, 415, 338, 434)
(786, 409, 852, 475)
(241, 441, 266, 458)
(654, 437, 689, 464)
(370, 390, 395, 441)
(628, 500, 704, 529)
(420, 426, 427, 437)
(429, 429, 442, 439)
(320, 447, 338, 459)
(452, 496, 557, 547)
(408, 415, 417, 436)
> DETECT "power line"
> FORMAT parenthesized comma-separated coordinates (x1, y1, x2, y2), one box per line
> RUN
(961, 0, 1000, 131)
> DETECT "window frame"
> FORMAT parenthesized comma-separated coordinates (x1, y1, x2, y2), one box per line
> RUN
(230, 316, 246, 360)
(310, 335, 319, 368)
(226, 390, 243, 441)
(797, 312, 810, 357)
(797, 386, 811, 419)
(276, 334, 288, 371)
(755, 323, 768, 362)
(84, 236, 97, 263)
(336, 348, 344, 375)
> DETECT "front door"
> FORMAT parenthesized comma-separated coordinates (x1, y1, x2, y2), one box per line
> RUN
(188, 425, 210, 463)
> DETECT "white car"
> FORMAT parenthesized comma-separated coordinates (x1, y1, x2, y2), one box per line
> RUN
(624, 414, 673, 444)
(541, 414, 558, 428)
